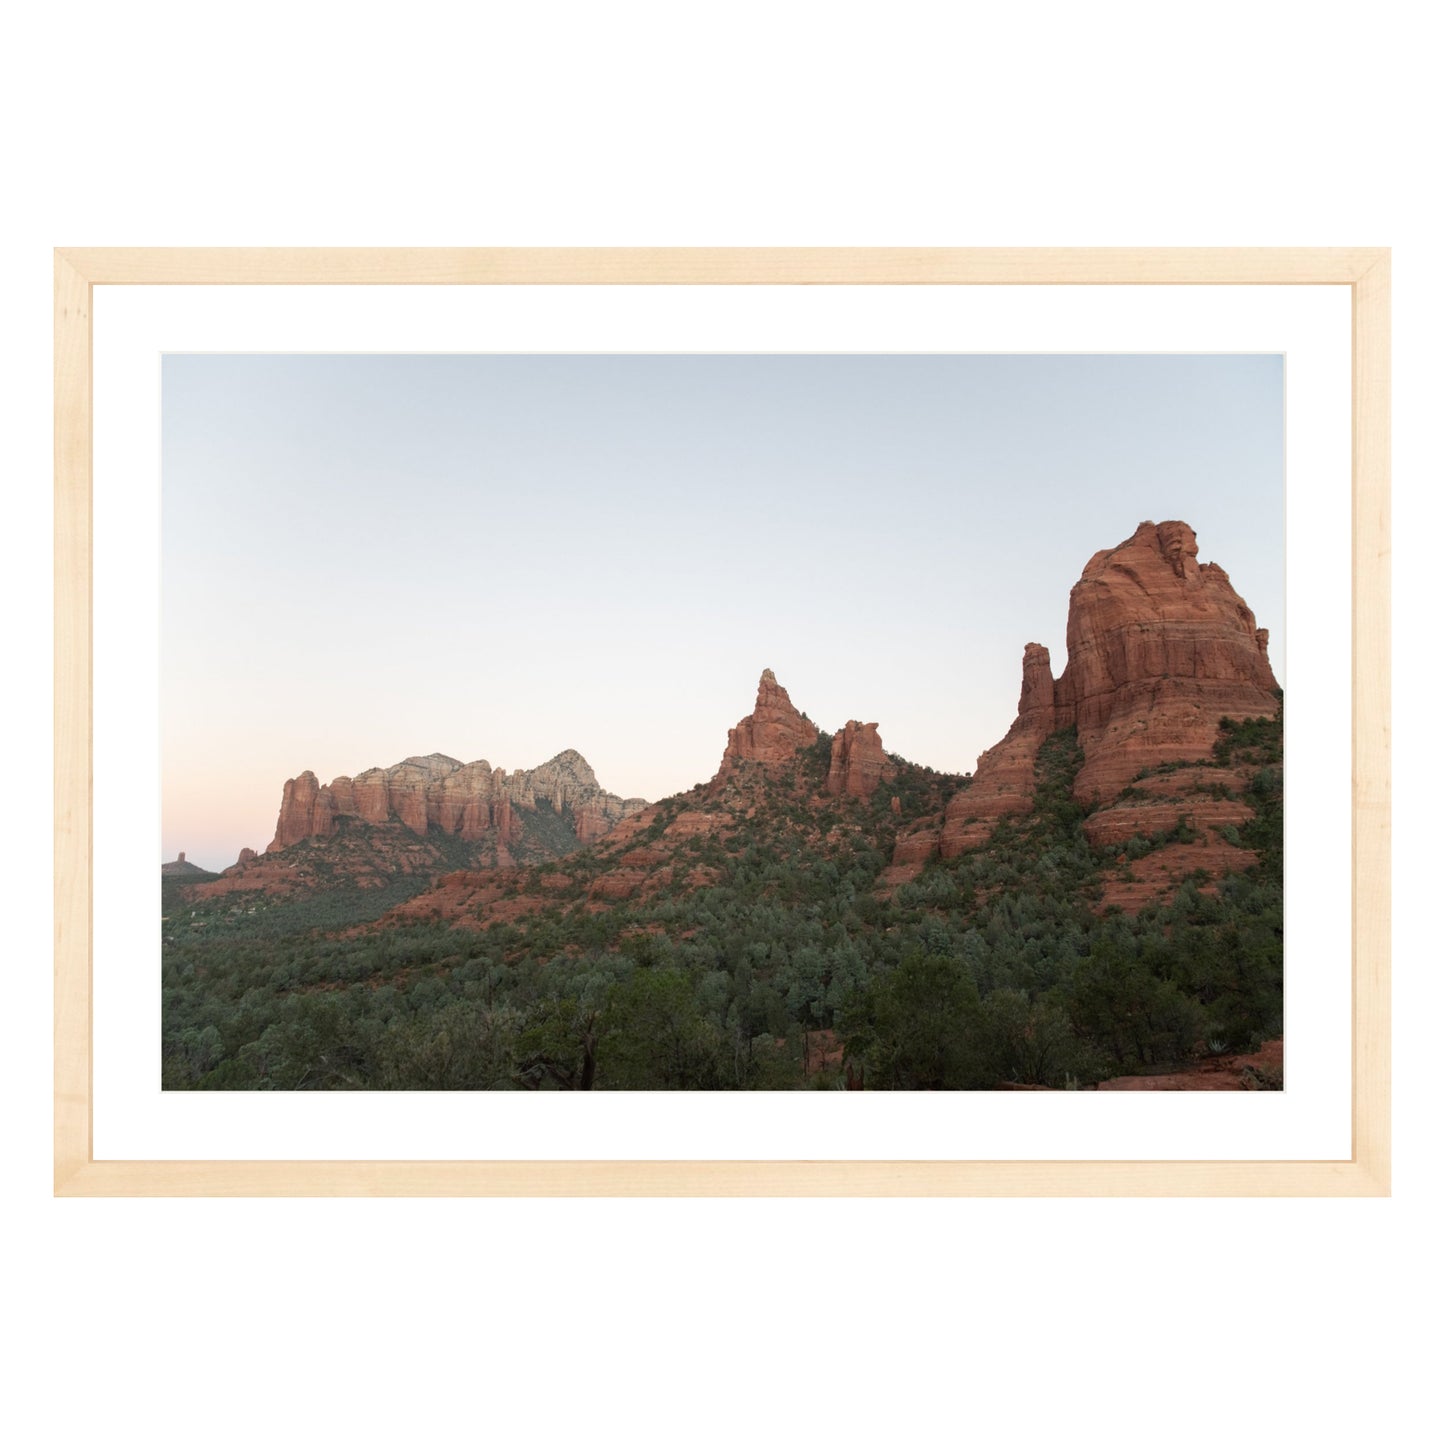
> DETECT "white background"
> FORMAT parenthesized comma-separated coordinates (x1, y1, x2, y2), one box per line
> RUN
(4, 4, 1438, 1442)
(93, 283, 1351, 1162)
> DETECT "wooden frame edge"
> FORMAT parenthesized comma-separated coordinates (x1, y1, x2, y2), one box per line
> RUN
(55, 1158, 1388, 1199)
(56, 245, 1383, 287)
(1351, 251, 1391, 1193)
(54, 247, 1390, 1198)
(55, 253, 93, 1195)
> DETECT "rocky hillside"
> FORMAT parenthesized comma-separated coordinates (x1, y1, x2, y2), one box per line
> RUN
(382, 670, 959, 928)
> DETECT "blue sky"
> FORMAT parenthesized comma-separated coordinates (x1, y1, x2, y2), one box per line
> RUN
(163, 353, 1283, 868)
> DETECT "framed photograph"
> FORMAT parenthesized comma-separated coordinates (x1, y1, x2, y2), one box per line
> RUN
(54, 247, 1389, 1196)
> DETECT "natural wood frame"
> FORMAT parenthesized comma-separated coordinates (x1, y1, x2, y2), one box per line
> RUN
(54, 247, 1390, 1197)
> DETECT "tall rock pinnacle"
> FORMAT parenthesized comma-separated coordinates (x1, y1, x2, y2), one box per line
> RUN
(714, 669, 820, 778)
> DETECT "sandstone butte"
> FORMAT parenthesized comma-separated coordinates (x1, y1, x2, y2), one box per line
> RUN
(894, 519, 1280, 868)
(264, 747, 646, 854)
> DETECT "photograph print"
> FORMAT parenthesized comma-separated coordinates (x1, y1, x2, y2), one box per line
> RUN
(161, 353, 1284, 1092)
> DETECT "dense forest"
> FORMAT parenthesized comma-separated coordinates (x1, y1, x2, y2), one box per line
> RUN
(162, 709, 1282, 1091)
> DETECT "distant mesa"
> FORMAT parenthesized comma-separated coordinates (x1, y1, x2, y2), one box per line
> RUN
(265, 748, 646, 856)
(186, 747, 648, 905)
(161, 851, 211, 878)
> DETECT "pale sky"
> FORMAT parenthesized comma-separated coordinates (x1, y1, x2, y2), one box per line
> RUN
(163, 354, 1284, 870)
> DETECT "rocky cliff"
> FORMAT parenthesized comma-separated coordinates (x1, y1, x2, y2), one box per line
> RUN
(825, 720, 897, 798)
(897, 520, 1281, 865)
(713, 669, 819, 778)
(1053, 519, 1277, 800)
(266, 748, 646, 855)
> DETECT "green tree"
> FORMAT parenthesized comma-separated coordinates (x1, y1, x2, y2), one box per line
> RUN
(597, 969, 727, 1089)
(843, 951, 992, 1090)
(1068, 942, 1205, 1069)
(514, 996, 605, 1090)
(377, 1003, 522, 1090)
(979, 989, 1100, 1087)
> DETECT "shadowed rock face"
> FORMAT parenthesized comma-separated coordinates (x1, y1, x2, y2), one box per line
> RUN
(910, 520, 1280, 860)
(713, 669, 819, 778)
(266, 748, 645, 853)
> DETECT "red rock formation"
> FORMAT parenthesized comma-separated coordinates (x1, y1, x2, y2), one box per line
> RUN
(1017, 640, 1057, 719)
(1080, 765, 1253, 849)
(573, 799, 620, 844)
(715, 669, 819, 778)
(491, 795, 521, 845)
(435, 761, 496, 840)
(266, 748, 644, 853)
(903, 520, 1280, 863)
(350, 768, 391, 823)
(1055, 520, 1278, 802)
(938, 643, 1064, 853)
(268, 771, 336, 852)
(382, 754, 458, 835)
(825, 720, 897, 798)
(889, 826, 940, 869)
(236, 846, 258, 866)
(327, 777, 356, 816)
